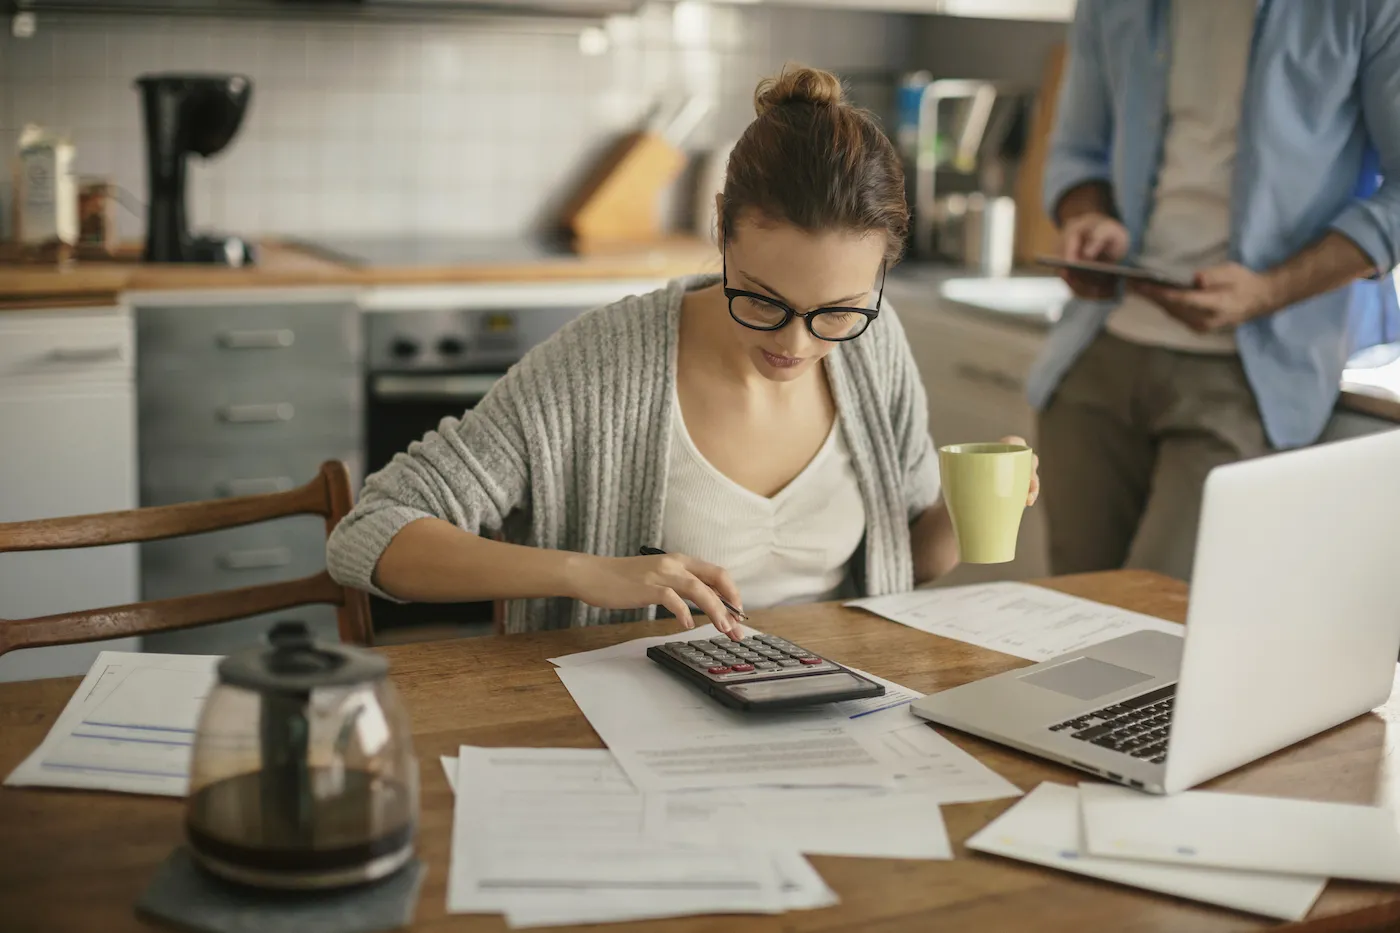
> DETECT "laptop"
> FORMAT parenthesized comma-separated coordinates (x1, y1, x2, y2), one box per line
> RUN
(910, 428, 1400, 795)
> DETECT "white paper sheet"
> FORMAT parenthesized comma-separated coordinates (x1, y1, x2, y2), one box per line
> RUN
(1080, 782, 1400, 883)
(438, 752, 839, 923)
(862, 722, 1023, 802)
(443, 723, 1017, 862)
(547, 622, 750, 668)
(551, 627, 923, 723)
(966, 783, 1327, 922)
(501, 852, 838, 928)
(649, 783, 953, 860)
(4, 651, 218, 796)
(847, 582, 1181, 662)
(447, 746, 792, 921)
(554, 657, 903, 792)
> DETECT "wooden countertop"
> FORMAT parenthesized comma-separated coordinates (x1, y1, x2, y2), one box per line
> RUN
(0, 237, 720, 309)
(2, 571, 1399, 932)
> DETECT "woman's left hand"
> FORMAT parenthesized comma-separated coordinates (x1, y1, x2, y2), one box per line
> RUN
(1000, 435, 1041, 506)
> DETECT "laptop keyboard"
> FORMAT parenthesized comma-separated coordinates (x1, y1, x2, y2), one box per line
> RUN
(1048, 684, 1175, 764)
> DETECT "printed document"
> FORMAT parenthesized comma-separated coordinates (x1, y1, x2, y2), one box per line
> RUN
(848, 582, 1181, 662)
(446, 746, 835, 928)
(553, 657, 902, 792)
(1080, 782, 1400, 883)
(966, 783, 1326, 921)
(4, 651, 218, 797)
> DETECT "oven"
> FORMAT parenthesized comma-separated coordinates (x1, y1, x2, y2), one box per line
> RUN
(360, 280, 665, 635)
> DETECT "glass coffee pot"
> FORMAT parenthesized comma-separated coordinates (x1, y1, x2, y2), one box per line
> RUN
(185, 621, 418, 890)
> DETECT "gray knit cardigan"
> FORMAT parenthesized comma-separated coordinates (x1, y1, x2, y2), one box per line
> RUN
(326, 274, 941, 633)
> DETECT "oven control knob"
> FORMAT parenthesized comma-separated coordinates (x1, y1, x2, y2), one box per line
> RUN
(389, 337, 420, 359)
(437, 336, 466, 356)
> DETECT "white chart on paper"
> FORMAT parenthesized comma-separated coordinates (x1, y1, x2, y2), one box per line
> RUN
(4, 652, 218, 797)
(553, 658, 903, 792)
(1079, 782, 1400, 883)
(966, 783, 1326, 922)
(848, 582, 1182, 662)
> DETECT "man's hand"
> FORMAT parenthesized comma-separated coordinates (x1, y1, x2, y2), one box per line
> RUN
(1132, 262, 1279, 333)
(1059, 212, 1130, 299)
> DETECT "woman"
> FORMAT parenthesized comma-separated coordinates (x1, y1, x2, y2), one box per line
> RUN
(327, 65, 1039, 636)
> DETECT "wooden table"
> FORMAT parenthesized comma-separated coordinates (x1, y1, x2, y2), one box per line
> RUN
(3, 570, 1399, 933)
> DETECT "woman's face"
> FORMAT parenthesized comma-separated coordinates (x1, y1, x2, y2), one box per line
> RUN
(723, 219, 886, 383)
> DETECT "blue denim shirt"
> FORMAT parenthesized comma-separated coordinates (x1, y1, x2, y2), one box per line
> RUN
(1028, 0, 1400, 449)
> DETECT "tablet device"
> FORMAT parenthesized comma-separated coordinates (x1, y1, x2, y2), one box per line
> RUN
(1036, 256, 1196, 289)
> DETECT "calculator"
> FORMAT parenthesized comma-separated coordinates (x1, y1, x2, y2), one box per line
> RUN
(646, 632, 884, 711)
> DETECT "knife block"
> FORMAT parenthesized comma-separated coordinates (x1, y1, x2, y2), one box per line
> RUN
(561, 130, 686, 249)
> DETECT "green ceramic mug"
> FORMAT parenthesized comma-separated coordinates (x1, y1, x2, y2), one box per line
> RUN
(937, 442, 1034, 564)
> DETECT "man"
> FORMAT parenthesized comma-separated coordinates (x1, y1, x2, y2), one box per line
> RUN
(1030, 0, 1400, 581)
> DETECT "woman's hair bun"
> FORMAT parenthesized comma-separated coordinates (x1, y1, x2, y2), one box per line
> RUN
(754, 64, 846, 116)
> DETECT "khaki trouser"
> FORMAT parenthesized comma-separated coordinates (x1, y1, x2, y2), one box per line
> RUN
(1036, 333, 1270, 581)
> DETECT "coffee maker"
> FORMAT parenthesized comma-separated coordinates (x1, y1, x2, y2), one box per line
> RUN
(136, 73, 255, 266)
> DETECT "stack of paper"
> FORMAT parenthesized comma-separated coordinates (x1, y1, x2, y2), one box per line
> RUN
(446, 746, 838, 929)
(847, 582, 1182, 662)
(1078, 783, 1400, 883)
(967, 783, 1333, 921)
(441, 623, 1021, 927)
(4, 651, 218, 797)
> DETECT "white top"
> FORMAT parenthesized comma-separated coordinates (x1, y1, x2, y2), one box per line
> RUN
(1105, 0, 1255, 354)
(660, 398, 867, 611)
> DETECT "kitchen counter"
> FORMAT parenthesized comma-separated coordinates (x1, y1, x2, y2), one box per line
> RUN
(0, 236, 720, 310)
(889, 263, 1400, 426)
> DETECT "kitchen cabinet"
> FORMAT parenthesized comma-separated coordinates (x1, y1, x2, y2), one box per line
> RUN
(0, 306, 140, 683)
(890, 276, 1052, 585)
(134, 290, 363, 656)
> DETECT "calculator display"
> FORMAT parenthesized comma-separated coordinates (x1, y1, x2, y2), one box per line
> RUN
(725, 672, 869, 703)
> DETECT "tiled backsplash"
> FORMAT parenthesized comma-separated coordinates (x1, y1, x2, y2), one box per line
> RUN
(1, 3, 913, 241)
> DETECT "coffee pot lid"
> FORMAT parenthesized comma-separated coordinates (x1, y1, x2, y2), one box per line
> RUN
(217, 621, 387, 695)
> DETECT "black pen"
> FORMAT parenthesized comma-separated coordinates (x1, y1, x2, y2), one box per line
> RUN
(638, 546, 749, 623)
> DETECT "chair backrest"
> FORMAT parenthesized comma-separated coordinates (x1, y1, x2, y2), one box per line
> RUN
(0, 461, 373, 657)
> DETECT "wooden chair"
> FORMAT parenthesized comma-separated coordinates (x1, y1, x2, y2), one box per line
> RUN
(0, 461, 373, 658)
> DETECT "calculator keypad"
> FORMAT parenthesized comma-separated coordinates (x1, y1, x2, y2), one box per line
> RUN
(659, 633, 839, 681)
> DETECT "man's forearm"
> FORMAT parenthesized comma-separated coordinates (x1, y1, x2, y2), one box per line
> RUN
(911, 500, 960, 585)
(1054, 181, 1117, 227)
(1263, 232, 1383, 313)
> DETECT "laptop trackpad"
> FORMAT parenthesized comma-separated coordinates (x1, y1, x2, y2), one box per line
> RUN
(1020, 657, 1152, 701)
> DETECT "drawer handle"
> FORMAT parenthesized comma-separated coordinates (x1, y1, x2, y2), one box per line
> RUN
(219, 403, 294, 423)
(48, 345, 125, 363)
(954, 362, 1023, 393)
(217, 476, 295, 497)
(219, 547, 293, 571)
(218, 329, 295, 350)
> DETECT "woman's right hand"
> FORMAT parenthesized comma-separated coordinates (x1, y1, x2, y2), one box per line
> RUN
(566, 552, 746, 638)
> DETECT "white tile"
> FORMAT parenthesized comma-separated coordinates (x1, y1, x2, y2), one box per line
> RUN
(263, 138, 312, 183)
(107, 29, 169, 82)
(220, 191, 263, 237)
(209, 25, 265, 79)
(260, 29, 309, 82)
(12, 83, 59, 127)
(160, 29, 214, 73)
(6, 31, 55, 81)
(53, 28, 109, 80)
(305, 23, 356, 81)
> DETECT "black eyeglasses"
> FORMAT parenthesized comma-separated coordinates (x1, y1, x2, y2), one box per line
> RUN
(722, 252, 885, 342)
